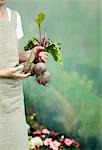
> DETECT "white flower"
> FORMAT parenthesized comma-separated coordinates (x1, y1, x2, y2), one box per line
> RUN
(29, 137, 43, 149)
(61, 135, 64, 139)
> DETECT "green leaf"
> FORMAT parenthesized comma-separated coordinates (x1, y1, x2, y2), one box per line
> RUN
(35, 12, 45, 26)
(46, 40, 64, 66)
(29, 50, 35, 64)
(24, 37, 39, 51)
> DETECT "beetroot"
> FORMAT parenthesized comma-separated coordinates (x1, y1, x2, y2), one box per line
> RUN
(41, 71, 50, 85)
(36, 74, 43, 84)
(34, 62, 46, 75)
(35, 71, 50, 86)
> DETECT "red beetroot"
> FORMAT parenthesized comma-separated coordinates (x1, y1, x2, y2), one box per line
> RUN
(34, 62, 46, 75)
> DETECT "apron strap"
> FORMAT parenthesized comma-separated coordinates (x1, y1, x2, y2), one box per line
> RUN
(11, 10, 17, 29)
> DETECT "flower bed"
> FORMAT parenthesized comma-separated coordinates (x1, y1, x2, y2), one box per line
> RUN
(26, 113, 80, 150)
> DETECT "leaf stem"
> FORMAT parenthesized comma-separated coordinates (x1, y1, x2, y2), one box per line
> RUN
(39, 24, 41, 42)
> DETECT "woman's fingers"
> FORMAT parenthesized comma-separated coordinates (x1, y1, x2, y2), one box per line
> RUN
(12, 65, 24, 73)
(32, 46, 44, 54)
(39, 51, 48, 56)
(13, 72, 31, 79)
(39, 52, 48, 63)
(41, 56, 48, 63)
(11, 65, 31, 79)
(40, 54, 48, 59)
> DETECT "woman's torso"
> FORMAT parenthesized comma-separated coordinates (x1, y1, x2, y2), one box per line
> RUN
(0, 9, 23, 114)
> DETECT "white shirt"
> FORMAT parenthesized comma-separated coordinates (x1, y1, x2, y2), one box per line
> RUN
(6, 7, 24, 40)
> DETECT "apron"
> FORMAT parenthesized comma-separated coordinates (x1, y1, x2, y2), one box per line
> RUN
(0, 10, 29, 150)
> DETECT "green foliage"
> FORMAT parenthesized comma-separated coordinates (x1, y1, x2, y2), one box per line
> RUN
(24, 12, 63, 66)
(26, 114, 35, 126)
(24, 38, 38, 51)
(35, 12, 45, 26)
(35, 12, 45, 39)
(45, 39, 63, 65)
(24, 37, 63, 66)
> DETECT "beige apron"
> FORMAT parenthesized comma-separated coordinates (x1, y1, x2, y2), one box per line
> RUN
(0, 10, 29, 150)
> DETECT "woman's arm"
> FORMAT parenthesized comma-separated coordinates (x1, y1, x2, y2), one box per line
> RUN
(19, 50, 31, 63)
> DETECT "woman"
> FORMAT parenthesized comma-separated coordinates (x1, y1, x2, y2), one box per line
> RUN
(0, 0, 48, 150)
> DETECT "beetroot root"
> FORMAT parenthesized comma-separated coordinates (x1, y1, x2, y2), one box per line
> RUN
(42, 71, 50, 85)
(34, 62, 46, 75)
(36, 71, 50, 86)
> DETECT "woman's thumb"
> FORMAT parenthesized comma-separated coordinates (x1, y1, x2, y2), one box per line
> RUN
(13, 65, 24, 72)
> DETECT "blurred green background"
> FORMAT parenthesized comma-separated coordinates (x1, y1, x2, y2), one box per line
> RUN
(7, 0, 101, 149)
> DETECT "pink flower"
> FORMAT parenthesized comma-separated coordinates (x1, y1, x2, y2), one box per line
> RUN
(53, 140, 61, 148)
(51, 131, 57, 137)
(49, 140, 61, 150)
(64, 138, 73, 146)
(72, 139, 80, 148)
(50, 141, 58, 150)
(33, 130, 41, 135)
(59, 138, 64, 143)
(43, 138, 52, 146)
(64, 138, 80, 148)
(42, 128, 50, 134)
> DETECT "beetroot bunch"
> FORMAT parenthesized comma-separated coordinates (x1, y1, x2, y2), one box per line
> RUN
(34, 62, 50, 86)
(34, 38, 50, 85)
(23, 12, 63, 86)
(23, 44, 50, 86)
(23, 13, 51, 86)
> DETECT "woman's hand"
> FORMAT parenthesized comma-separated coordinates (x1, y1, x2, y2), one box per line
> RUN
(39, 51, 48, 63)
(32, 46, 48, 63)
(0, 65, 31, 80)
